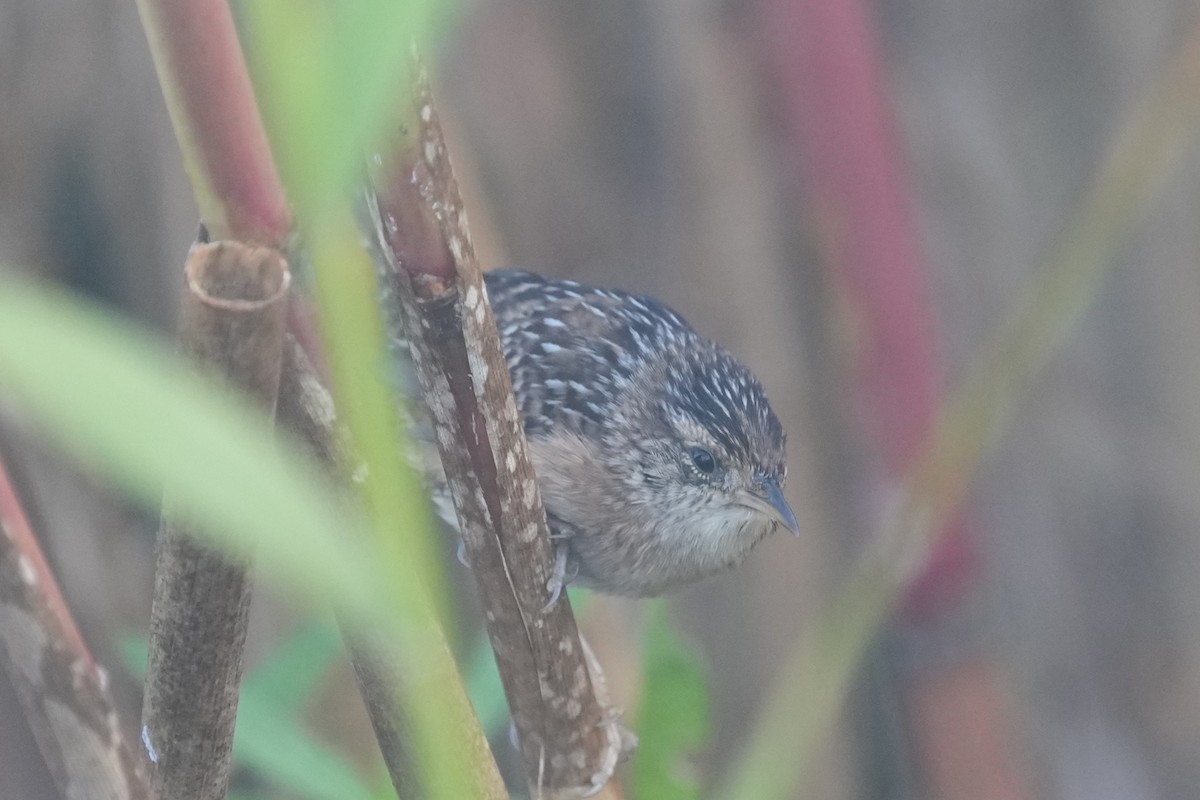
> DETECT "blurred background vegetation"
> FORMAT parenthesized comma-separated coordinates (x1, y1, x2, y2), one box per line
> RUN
(3, 0, 1200, 799)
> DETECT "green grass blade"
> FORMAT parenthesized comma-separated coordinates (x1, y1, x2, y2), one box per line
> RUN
(240, 0, 457, 217)
(233, 693, 379, 800)
(237, 2, 497, 792)
(0, 274, 384, 627)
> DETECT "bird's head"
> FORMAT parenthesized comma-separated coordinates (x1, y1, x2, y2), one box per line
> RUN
(607, 345, 797, 557)
(495, 267, 797, 594)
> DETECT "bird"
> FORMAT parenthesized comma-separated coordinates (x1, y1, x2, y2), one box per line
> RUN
(468, 268, 798, 598)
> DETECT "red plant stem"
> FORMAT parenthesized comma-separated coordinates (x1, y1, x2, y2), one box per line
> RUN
(136, 0, 292, 245)
(0, 463, 89, 661)
(374, 154, 459, 282)
(0, 455, 152, 799)
(757, 1, 1036, 798)
(758, 0, 974, 618)
(134, 0, 340, 437)
(907, 660, 1037, 800)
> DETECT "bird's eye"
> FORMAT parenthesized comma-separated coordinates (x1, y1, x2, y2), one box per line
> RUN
(690, 447, 717, 474)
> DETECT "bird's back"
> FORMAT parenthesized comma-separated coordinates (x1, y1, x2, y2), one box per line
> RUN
(484, 269, 698, 438)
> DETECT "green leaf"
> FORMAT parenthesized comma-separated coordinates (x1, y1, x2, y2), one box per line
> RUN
(117, 635, 147, 680)
(238, 1, 495, 791)
(240, 0, 458, 217)
(235, 687, 380, 800)
(632, 601, 711, 800)
(0, 275, 385, 627)
(236, 619, 381, 800)
(464, 631, 509, 737)
(0, 275, 479, 800)
(3, 1, 493, 795)
(243, 618, 343, 711)
(238, 5, 491, 794)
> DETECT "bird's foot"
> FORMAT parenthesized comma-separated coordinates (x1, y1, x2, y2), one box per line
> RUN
(580, 712, 637, 797)
(542, 541, 578, 611)
(578, 635, 637, 796)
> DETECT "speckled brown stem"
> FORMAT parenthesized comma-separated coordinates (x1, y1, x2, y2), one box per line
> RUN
(0, 455, 153, 800)
(141, 239, 289, 800)
(369, 60, 624, 799)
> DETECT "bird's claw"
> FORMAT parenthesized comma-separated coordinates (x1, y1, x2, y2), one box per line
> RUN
(542, 541, 578, 612)
(579, 705, 636, 797)
(508, 718, 520, 752)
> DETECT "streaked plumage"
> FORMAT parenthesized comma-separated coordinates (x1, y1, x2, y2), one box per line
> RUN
(476, 269, 795, 597)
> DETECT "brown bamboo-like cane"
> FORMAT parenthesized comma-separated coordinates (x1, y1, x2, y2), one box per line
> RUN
(367, 60, 627, 800)
(133, 6, 507, 796)
(141, 239, 289, 800)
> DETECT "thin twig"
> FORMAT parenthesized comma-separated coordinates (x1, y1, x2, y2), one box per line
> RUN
(368, 59, 625, 799)
(0, 455, 152, 800)
(141, 239, 289, 800)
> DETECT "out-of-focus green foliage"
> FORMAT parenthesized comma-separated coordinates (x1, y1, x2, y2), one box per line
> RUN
(234, 629, 381, 800)
(22, 0, 1189, 795)
(240, 0, 457, 217)
(2, 2, 490, 797)
(632, 601, 710, 800)
(464, 628, 510, 738)
(121, 622, 380, 800)
(240, 2, 485, 797)
(0, 275, 383, 621)
(240, 0, 456, 627)
(241, 620, 343, 710)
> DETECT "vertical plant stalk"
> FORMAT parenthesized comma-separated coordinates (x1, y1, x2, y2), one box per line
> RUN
(0, 457, 152, 800)
(134, 0, 292, 245)
(142, 239, 290, 800)
(277, 338, 511, 800)
(758, 0, 974, 623)
(342, 631, 508, 800)
(755, 1, 1020, 798)
(719, 16, 1200, 800)
(368, 62, 625, 799)
(135, 5, 509, 795)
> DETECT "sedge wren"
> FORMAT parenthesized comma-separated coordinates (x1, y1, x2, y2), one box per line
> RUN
(453, 269, 798, 599)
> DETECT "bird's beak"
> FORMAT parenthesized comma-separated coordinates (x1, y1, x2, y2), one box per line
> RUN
(744, 477, 800, 536)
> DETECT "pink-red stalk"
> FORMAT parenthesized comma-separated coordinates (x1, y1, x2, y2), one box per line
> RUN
(0, 455, 152, 799)
(135, 0, 292, 246)
(757, 0, 974, 617)
(756, 1, 1032, 798)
